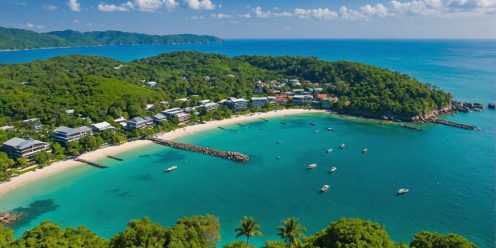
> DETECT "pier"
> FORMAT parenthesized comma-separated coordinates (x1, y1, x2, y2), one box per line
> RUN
(149, 137, 250, 162)
(107, 155, 124, 161)
(75, 158, 107, 168)
(400, 124, 422, 131)
(428, 118, 480, 131)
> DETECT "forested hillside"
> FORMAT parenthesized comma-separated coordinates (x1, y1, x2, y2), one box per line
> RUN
(0, 26, 222, 50)
(237, 55, 452, 118)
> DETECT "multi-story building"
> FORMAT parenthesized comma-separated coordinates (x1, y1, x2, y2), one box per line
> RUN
(251, 97, 269, 107)
(52, 126, 93, 145)
(2, 138, 49, 159)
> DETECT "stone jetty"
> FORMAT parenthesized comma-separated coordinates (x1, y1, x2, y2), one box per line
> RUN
(149, 137, 250, 162)
(427, 118, 480, 131)
(74, 158, 107, 168)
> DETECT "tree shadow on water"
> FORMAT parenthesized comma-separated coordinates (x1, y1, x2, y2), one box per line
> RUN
(9, 199, 59, 229)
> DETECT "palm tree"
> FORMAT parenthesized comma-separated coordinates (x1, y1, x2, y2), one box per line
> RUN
(277, 218, 306, 248)
(234, 216, 263, 245)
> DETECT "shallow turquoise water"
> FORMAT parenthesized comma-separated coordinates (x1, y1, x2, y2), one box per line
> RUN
(0, 40, 495, 247)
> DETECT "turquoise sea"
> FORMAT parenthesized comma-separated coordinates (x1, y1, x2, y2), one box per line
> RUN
(0, 40, 495, 247)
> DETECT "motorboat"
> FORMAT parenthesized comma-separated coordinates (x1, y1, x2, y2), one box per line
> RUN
(280, 121, 287, 125)
(314, 130, 320, 133)
(327, 128, 334, 131)
(307, 163, 317, 169)
(339, 143, 346, 149)
(321, 185, 330, 192)
(165, 166, 177, 172)
(397, 188, 409, 195)
(327, 148, 333, 153)
(362, 148, 368, 153)
(329, 166, 337, 173)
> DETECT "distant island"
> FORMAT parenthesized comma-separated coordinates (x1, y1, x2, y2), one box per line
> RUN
(0, 26, 223, 50)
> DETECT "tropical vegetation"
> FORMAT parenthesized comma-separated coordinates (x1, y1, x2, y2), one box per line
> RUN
(0, 216, 476, 248)
(0, 51, 452, 182)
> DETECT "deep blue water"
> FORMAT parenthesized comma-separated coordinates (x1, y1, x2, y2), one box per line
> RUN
(0, 40, 494, 247)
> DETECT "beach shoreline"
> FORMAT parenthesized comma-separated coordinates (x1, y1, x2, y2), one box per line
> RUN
(0, 109, 324, 197)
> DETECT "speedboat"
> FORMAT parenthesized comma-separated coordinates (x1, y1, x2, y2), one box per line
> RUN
(276, 156, 281, 160)
(397, 188, 409, 195)
(307, 163, 317, 169)
(280, 121, 287, 125)
(165, 166, 177, 172)
(314, 130, 320, 133)
(321, 185, 330, 192)
(339, 143, 346, 149)
(362, 148, 368, 153)
(329, 166, 337, 173)
(327, 148, 333, 153)
(327, 127, 334, 131)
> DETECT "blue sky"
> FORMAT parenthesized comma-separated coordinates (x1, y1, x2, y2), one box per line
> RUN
(0, 0, 495, 38)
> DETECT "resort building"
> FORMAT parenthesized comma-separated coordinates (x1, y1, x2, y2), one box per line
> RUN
(163, 108, 191, 123)
(91, 122, 115, 132)
(2, 137, 49, 159)
(226, 98, 248, 111)
(292, 89, 305, 95)
(292, 95, 313, 105)
(52, 126, 93, 145)
(0, 126, 15, 132)
(146, 81, 157, 87)
(151, 113, 167, 124)
(251, 97, 269, 107)
(128, 117, 154, 130)
(114, 117, 127, 128)
(201, 102, 219, 112)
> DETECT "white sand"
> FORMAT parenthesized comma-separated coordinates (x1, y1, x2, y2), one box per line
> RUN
(0, 109, 325, 197)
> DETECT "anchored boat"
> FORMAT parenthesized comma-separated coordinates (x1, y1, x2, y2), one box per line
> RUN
(321, 185, 330, 192)
(329, 166, 337, 173)
(397, 188, 409, 195)
(165, 166, 177, 172)
(307, 163, 317, 169)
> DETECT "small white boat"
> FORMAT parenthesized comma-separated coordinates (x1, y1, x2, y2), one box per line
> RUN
(327, 128, 334, 131)
(314, 130, 320, 133)
(165, 166, 177, 172)
(397, 188, 409, 195)
(276, 156, 281, 160)
(362, 148, 368, 153)
(329, 166, 337, 173)
(327, 148, 333, 153)
(339, 144, 346, 149)
(307, 163, 317, 169)
(321, 185, 330, 192)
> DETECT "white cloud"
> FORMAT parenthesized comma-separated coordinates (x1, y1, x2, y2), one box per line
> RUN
(211, 13, 232, 19)
(359, 4, 391, 17)
(98, 1, 134, 12)
(24, 22, 45, 29)
(42, 4, 58, 10)
(185, 0, 215, 10)
(163, 0, 179, 9)
(390, 0, 496, 16)
(254, 6, 272, 18)
(294, 8, 338, 20)
(134, 0, 164, 12)
(67, 0, 80, 11)
(239, 13, 251, 18)
(190, 15, 205, 20)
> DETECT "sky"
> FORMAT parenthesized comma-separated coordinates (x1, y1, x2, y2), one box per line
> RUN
(0, 0, 495, 39)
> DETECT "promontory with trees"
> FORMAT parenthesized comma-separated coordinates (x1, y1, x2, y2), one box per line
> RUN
(0, 26, 223, 50)
(0, 215, 476, 248)
(0, 51, 453, 181)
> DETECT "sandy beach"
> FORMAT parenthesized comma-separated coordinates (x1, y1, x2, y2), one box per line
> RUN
(0, 109, 324, 197)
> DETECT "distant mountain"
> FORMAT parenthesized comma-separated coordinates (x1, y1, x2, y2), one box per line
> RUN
(0, 26, 223, 50)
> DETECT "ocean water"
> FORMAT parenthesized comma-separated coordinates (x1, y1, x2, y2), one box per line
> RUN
(0, 40, 495, 247)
